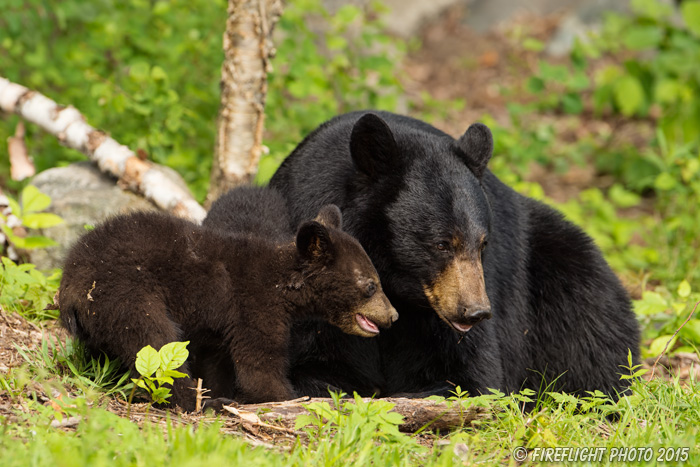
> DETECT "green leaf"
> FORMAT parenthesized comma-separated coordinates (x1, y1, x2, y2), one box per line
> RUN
(151, 387, 172, 404)
(294, 414, 318, 430)
(132, 378, 148, 390)
(21, 213, 64, 229)
(527, 76, 545, 94)
(654, 172, 677, 191)
(380, 411, 404, 426)
(334, 5, 360, 25)
(647, 334, 677, 357)
(634, 291, 669, 316)
(161, 369, 188, 379)
(523, 38, 544, 52)
(7, 196, 21, 218)
(151, 66, 168, 81)
(129, 61, 151, 82)
(21, 236, 58, 249)
(156, 376, 174, 385)
(538, 62, 569, 83)
(21, 185, 51, 214)
(681, 1, 700, 36)
(613, 76, 645, 116)
(677, 280, 692, 298)
(622, 25, 663, 50)
(159, 341, 189, 371)
(608, 184, 641, 208)
(680, 320, 700, 344)
(326, 36, 347, 51)
(135, 345, 160, 377)
(631, 0, 674, 20)
(654, 79, 682, 104)
(562, 93, 583, 114)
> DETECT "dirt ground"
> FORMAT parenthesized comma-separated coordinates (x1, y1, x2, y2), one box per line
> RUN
(401, 5, 657, 205)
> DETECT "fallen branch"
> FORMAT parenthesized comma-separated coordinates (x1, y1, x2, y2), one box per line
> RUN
(232, 396, 490, 433)
(0, 76, 206, 222)
(50, 416, 82, 429)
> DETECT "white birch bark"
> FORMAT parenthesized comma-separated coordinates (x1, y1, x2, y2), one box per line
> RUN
(207, 0, 283, 204)
(0, 76, 206, 222)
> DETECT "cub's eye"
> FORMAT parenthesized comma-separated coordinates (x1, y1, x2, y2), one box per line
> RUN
(365, 281, 377, 298)
(480, 239, 488, 251)
(436, 241, 450, 252)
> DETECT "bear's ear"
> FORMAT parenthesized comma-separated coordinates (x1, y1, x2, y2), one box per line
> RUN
(350, 113, 399, 178)
(456, 123, 493, 179)
(296, 221, 335, 262)
(314, 205, 342, 230)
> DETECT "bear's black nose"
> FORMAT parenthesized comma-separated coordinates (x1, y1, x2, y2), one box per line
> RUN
(462, 307, 492, 325)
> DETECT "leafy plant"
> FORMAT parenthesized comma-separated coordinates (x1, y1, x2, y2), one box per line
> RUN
(295, 391, 427, 464)
(12, 335, 132, 399)
(635, 280, 700, 357)
(1, 184, 63, 251)
(0, 256, 61, 319)
(131, 341, 190, 405)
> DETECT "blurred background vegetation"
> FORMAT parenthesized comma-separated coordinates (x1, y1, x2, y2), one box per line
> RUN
(1, 0, 699, 359)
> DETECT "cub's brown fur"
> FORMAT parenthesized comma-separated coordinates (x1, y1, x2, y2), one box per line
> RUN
(58, 204, 396, 411)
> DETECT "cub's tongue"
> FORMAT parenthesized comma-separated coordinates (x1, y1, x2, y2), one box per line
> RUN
(356, 314, 380, 334)
(451, 321, 473, 333)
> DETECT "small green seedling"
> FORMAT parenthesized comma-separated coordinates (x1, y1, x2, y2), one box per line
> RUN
(131, 341, 190, 405)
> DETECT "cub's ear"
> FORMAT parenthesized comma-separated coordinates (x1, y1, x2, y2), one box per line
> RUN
(296, 221, 334, 262)
(314, 205, 342, 230)
(456, 122, 493, 179)
(350, 113, 398, 178)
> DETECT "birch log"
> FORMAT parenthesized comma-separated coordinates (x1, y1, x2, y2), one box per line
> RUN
(230, 396, 491, 433)
(0, 76, 206, 222)
(208, 0, 283, 204)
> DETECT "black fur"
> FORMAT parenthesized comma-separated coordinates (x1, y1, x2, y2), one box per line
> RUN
(59, 189, 397, 411)
(267, 111, 641, 400)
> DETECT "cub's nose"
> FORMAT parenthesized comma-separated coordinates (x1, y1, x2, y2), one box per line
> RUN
(390, 308, 399, 323)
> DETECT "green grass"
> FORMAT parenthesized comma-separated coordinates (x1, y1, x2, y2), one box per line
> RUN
(1, 355, 698, 466)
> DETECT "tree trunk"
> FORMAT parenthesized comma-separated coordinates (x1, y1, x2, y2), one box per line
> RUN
(207, 0, 283, 205)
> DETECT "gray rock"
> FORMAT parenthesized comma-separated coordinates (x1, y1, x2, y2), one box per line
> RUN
(321, 0, 630, 42)
(381, 0, 467, 37)
(27, 162, 159, 271)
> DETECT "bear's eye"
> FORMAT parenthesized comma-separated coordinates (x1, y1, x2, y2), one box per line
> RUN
(436, 241, 450, 252)
(480, 239, 488, 250)
(365, 281, 377, 298)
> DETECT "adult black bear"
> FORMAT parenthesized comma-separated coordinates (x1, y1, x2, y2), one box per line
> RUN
(267, 111, 640, 400)
(59, 194, 397, 411)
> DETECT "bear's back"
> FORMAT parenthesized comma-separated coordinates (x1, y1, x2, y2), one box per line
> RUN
(204, 186, 292, 242)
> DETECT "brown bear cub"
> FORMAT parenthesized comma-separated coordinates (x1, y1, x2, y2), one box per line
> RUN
(58, 193, 397, 412)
